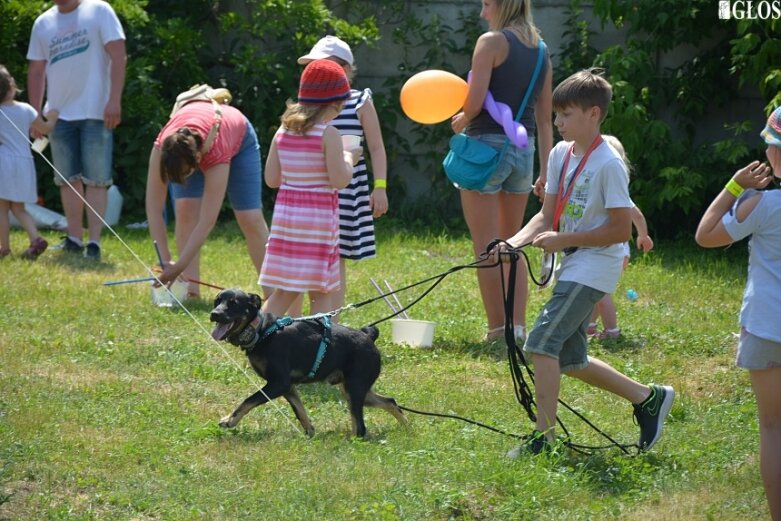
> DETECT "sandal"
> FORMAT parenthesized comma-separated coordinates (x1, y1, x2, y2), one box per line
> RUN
(587, 322, 599, 338)
(484, 326, 504, 342)
(514, 325, 526, 343)
(21, 237, 48, 260)
(597, 328, 621, 340)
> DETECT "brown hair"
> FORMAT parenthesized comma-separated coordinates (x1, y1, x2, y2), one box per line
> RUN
(280, 100, 342, 134)
(159, 128, 202, 184)
(552, 68, 612, 122)
(0, 64, 20, 103)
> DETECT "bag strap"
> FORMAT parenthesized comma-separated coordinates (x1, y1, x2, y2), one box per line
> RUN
(201, 99, 222, 154)
(495, 40, 547, 160)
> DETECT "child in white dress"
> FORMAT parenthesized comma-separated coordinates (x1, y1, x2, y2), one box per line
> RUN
(0, 64, 57, 259)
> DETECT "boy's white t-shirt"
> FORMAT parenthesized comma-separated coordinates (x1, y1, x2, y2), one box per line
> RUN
(545, 139, 632, 293)
(27, 0, 125, 121)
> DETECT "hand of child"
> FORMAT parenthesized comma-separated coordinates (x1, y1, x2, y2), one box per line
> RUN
(344, 147, 363, 166)
(636, 235, 654, 253)
(733, 160, 772, 191)
(532, 230, 565, 253)
(533, 175, 546, 202)
(370, 189, 388, 218)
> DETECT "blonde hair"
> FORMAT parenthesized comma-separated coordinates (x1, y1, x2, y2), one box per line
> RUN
(326, 56, 357, 82)
(280, 100, 341, 134)
(491, 0, 540, 46)
(602, 134, 633, 176)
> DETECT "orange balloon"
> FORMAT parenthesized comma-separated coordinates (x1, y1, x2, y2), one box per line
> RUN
(400, 70, 468, 124)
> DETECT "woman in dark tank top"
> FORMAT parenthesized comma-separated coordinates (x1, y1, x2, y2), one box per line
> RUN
(450, 0, 553, 343)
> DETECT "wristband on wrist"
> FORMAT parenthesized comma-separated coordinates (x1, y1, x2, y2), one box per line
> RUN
(374, 179, 387, 189)
(725, 178, 745, 198)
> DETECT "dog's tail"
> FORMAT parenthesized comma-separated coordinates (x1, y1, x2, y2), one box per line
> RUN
(361, 325, 380, 342)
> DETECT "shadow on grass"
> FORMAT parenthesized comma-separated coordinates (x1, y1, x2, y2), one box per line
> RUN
(554, 449, 670, 496)
(45, 251, 116, 273)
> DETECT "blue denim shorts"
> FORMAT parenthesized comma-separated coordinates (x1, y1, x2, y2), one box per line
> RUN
(466, 134, 535, 195)
(50, 119, 113, 187)
(171, 120, 263, 210)
(523, 281, 605, 372)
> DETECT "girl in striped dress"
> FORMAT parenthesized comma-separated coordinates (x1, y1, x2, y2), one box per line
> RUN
(260, 59, 361, 315)
(298, 36, 389, 309)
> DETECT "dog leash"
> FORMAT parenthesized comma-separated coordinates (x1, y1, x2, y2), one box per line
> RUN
(365, 240, 638, 455)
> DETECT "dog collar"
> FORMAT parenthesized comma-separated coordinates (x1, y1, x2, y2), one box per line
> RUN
(235, 314, 264, 349)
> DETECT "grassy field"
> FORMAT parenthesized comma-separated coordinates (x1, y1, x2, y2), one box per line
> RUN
(0, 219, 767, 520)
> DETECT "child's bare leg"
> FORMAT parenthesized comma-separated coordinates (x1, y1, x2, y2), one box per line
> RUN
(0, 200, 11, 251)
(262, 289, 300, 316)
(9, 201, 41, 242)
(287, 293, 305, 316)
(531, 353, 561, 441)
(567, 356, 649, 404)
(596, 294, 618, 331)
(750, 366, 781, 520)
(308, 290, 335, 315)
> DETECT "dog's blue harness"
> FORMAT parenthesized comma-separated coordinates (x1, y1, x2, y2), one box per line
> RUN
(252, 314, 332, 380)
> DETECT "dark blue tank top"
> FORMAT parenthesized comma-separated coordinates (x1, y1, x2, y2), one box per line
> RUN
(467, 30, 548, 137)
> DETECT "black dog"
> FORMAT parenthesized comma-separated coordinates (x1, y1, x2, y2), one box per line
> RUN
(209, 288, 406, 437)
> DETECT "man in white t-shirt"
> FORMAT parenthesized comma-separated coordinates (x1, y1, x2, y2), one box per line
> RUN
(27, 0, 126, 261)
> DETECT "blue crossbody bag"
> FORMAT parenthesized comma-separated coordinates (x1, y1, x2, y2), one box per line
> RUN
(443, 41, 545, 190)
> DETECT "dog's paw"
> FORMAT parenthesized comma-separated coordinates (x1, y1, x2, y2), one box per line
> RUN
(219, 415, 238, 428)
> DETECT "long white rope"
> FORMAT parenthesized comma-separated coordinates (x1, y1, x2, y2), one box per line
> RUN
(0, 106, 302, 434)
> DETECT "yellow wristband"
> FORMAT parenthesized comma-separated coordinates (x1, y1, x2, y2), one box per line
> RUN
(725, 178, 745, 198)
(374, 179, 387, 189)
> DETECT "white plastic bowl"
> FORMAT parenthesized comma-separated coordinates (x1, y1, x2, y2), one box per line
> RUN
(150, 280, 188, 307)
(390, 319, 435, 347)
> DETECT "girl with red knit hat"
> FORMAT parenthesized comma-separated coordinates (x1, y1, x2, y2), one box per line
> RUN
(259, 59, 361, 315)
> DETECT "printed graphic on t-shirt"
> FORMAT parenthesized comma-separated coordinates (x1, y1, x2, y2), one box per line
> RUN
(563, 170, 594, 226)
(49, 28, 90, 65)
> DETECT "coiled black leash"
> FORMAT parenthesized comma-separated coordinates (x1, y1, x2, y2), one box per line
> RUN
(352, 242, 639, 455)
(491, 240, 636, 454)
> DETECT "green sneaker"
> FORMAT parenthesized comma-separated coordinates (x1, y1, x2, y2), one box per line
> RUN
(633, 384, 675, 451)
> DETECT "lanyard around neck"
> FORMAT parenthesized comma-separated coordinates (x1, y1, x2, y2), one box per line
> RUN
(552, 134, 603, 231)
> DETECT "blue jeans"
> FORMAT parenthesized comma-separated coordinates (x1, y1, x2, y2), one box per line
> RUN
(50, 119, 113, 187)
(171, 120, 263, 210)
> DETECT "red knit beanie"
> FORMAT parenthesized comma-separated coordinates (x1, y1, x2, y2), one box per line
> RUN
(298, 59, 350, 105)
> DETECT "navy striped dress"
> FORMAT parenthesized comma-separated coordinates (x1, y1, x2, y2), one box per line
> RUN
(331, 88, 376, 260)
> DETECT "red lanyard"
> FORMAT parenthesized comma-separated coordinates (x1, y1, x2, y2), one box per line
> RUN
(552, 135, 603, 231)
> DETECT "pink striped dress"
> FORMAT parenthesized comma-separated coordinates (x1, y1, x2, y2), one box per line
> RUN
(259, 124, 340, 292)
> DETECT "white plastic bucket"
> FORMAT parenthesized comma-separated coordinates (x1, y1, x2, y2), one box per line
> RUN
(150, 280, 188, 307)
(391, 319, 435, 347)
(105, 185, 123, 226)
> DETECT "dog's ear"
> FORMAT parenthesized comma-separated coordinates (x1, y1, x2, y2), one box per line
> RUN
(249, 293, 262, 309)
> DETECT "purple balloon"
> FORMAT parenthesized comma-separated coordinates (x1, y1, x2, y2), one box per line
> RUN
(468, 72, 529, 149)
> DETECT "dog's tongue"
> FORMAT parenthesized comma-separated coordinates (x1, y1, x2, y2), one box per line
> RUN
(211, 321, 234, 341)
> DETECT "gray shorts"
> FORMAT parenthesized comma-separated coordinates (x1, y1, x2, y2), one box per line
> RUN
(523, 281, 605, 372)
(737, 328, 781, 370)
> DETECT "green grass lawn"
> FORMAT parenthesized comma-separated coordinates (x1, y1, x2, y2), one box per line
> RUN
(0, 220, 766, 520)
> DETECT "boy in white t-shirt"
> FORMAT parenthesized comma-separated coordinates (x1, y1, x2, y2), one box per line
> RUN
(501, 69, 674, 455)
(27, 0, 126, 261)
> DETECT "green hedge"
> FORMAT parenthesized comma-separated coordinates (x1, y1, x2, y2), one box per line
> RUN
(1, 0, 778, 237)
